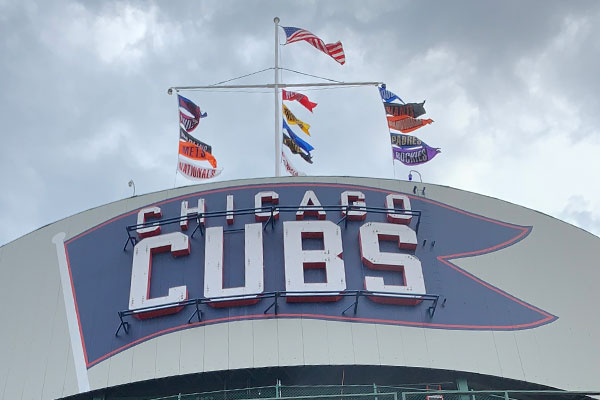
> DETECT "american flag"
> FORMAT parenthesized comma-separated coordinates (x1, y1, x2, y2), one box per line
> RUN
(282, 26, 345, 65)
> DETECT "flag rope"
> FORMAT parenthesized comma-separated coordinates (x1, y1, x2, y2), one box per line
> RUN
(208, 67, 274, 86)
(279, 67, 343, 83)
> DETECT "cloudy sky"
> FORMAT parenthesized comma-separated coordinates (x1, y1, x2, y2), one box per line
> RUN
(1, 0, 599, 245)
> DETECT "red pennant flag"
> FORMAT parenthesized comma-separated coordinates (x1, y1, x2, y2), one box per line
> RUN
(282, 89, 317, 112)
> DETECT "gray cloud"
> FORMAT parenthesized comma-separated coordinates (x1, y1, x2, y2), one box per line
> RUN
(1, 0, 599, 244)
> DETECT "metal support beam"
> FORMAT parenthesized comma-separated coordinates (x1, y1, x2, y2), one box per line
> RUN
(115, 311, 129, 336)
(187, 300, 203, 324)
(456, 378, 469, 400)
(342, 291, 360, 315)
(122, 232, 137, 251)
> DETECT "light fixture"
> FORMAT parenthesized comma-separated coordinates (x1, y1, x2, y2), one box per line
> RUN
(408, 170, 422, 182)
(128, 180, 136, 197)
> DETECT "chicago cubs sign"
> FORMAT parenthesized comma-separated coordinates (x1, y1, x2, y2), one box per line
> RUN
(56, 183, 556, 368)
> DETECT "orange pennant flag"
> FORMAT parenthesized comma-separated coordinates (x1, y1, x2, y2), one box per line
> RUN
(179, 141, 217, 168)
(387, 115, 433, 134)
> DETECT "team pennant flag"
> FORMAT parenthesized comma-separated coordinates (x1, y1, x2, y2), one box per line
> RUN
(283, 133, 313, 164)
(390, 133, 424, 148)
(282, 89, 317, 112)
(379, 85, 404, 104)
(179, 128, 212, 154)
(283, 119, 314, 153)
(282, 104, 311, 136)
(282, 151, 306, 176)
(384, 102, 426, 119)
(178, 155, 222, 180)
(387, 115, 433, 133)
(178, 95, 207, 133)
(178, 141, 217, 168)
(392, 144, 441, 166)
(282, 26, 345, 65)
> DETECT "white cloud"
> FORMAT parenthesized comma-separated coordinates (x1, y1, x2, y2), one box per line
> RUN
(559, 195, 600, 237)
(66, 118, 174, 170)
(93, 5, 151, 64)
(39, 2, 181, 69)
(68, 121, 132, 162)
(236, 35, 270, 67)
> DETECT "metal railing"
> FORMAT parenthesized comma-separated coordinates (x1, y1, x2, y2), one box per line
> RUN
(141, 386, 600, 400)
(159, 386, 278, 400)
(123, 204, 422, 251)
(402, 390, 600, 400)
(115, 289, 440, 336)
(152, 388, 399, 400)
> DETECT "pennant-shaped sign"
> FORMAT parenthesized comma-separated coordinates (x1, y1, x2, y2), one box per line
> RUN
(379, 85, 404, 104)
(283, 133, 313, 164)
(384, 102, 426, 119)
(283, 119, 314, 153)
(387, 115, 433, 133)
(177, 155, 222, 180)
(281, 26, 345, 65)
(392, 144, 440, 166)
(282, 89, 317, 112)
(178, 141, 217, 168)
(178, 95, 207, 133)
(390, 133, 424, 148)
(281, 151, 306, 176)
(179, 128, 212, 154)
(282, 104, 311, 136)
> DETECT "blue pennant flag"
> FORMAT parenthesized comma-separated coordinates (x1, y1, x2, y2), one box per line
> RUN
(283, 119, 314, 153)
(379, 84, 404, 104)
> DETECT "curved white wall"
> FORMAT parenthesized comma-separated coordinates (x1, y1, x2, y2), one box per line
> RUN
(0, 176, 598, 400)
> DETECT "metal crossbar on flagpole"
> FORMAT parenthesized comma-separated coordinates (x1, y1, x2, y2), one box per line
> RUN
(168, 82, 382, 91)
(168, 17, 383, 177)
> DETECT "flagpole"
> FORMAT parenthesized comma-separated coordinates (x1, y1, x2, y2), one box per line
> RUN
(376, 87, 399, 180)
(274, 17, 281, 177)
(174, 89, 180, 187)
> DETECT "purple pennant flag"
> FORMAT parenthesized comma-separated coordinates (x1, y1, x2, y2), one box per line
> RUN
(392, 143, 441, 166)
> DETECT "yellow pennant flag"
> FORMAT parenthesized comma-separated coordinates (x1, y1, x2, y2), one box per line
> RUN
(282, 104, 311, 136)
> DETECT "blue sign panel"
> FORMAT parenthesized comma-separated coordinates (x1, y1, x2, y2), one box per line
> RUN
(63, 183, 556, 368)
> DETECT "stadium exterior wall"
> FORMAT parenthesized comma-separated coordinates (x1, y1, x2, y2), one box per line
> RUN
(0, 176, 598, 400)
